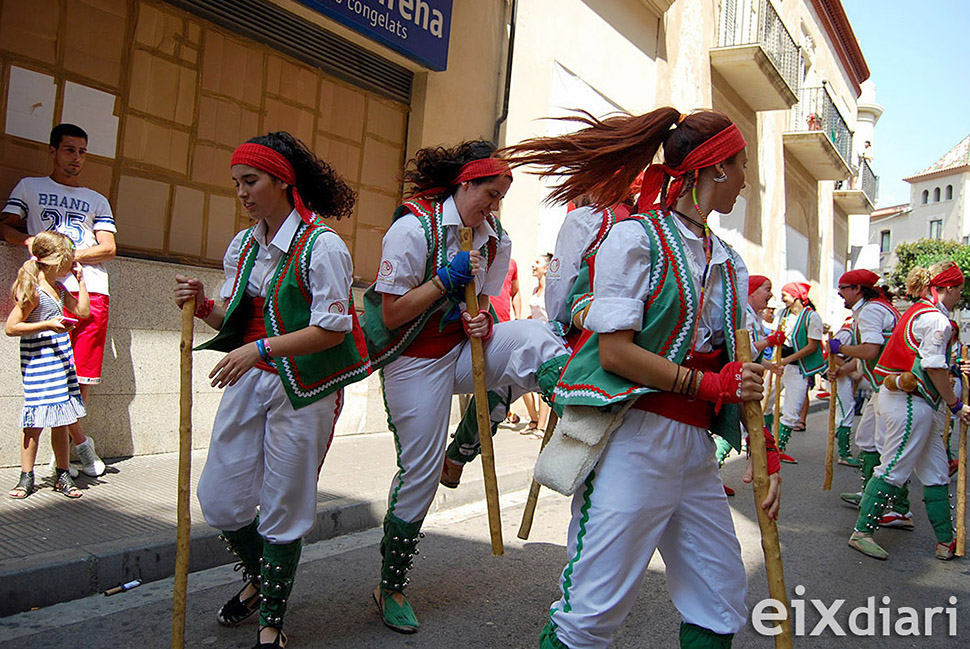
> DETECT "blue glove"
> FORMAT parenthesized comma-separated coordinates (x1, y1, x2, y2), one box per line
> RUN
(436, 252, 474, 294)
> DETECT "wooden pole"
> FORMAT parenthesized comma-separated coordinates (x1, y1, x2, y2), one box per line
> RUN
(824, 333, 837, 491)
(943, 378, 954, 451)
(772, 343, 784, 444)
(171, 298, 194, 649)
(460, 228, 504, 556)
(737, 330, 793, 649)
(957, 345, 968, 556)
(517, 410, 558, 540)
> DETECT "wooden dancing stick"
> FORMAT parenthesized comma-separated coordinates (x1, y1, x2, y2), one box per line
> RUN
(736, 330, 793, 649)
(172, 297, 194, 649)
(824, 333, 837, 491)
(517, 410, 559, 540)
(943, 378, 955, 451)
(771, 343, 784, 444)
(460, 228, 504, 556)
(958, 344, 968, 557)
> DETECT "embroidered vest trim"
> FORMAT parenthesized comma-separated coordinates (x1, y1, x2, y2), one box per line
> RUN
(873, 299, 949, 406)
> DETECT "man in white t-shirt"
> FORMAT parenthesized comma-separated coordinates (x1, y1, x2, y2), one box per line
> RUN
(2, 124, 117, 477)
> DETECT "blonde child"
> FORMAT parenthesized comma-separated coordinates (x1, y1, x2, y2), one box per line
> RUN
(6, 231, 89, 499)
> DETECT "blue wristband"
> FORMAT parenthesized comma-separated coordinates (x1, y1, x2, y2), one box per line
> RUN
(828, 338, 841, 356)
(436, 251, 473, 292)
(950, 399, 964, 415)
(256, 338, 273, 363)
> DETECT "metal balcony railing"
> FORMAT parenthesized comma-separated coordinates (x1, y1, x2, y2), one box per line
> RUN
(859, 159, 878, 203)
(717, 0, 800, 95)
(792, 85, 852, 165)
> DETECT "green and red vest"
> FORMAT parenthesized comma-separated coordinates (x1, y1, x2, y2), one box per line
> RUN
(361, 198, 502, 369)
(553, 211, 745, 449)
(873, 298, 951, 406)
(552, 205, 632, 343)
(785, 306, 826, 378)
(852, 298, 900, 390)
(197, 219, 372, 409)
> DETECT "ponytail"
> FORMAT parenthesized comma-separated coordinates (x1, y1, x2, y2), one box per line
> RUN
(11, 260, 42, 311)
(401, 140, 498, 198)
(9, 230, 75, 310)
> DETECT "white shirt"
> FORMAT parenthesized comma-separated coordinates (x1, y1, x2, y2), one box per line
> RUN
(783, 308, 823, 342)
(374, 195, 511, 299)
(912, 301, 952, 370)
(219, 210, 353, 333)
(584, 217, 748, 354)
(4, 176, 116, 294)
(545, 206, 603, 328)
(854, 298, 898, 345)
(530, 289, 548, 323)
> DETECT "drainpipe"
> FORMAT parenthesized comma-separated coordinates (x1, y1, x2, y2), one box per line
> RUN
(493, 0, 517, 144)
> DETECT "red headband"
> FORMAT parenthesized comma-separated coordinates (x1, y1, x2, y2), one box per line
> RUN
(782, 282, 811, 303)
(748, 275, 769, 296)
(231, 142, 314, 223)
(839, 269, 880, 287)
(637, 122, 747, 212)
(930, 264, 964, 287)
(412, 157, 512, 199)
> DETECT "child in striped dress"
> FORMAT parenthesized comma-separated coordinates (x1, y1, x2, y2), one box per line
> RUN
(6, 231, 89, 499)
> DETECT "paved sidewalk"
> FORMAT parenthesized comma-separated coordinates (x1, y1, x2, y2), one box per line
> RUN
(0, 423, 548, 617)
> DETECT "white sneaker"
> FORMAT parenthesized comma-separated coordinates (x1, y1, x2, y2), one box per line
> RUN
(879, 510, 914, 530)
(76, 438, 106, 477)
(48, 454, 79, 478)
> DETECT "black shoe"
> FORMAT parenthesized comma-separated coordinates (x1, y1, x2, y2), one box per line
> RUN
(218, 582, 260, 627)
(253, 627, 287, 648)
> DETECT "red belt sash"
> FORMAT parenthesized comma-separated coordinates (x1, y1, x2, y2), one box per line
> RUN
(241, 297, 278, 374)
(403, 310, 466, 358)
(632, 349, 725, 429)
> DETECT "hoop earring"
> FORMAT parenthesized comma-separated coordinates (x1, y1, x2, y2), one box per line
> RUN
(713, 173, 727, 183)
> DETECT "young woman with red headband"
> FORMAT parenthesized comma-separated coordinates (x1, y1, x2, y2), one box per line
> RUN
(503, 108, 779, 649)
(173, 131, 370, 648)
(849, 260, 970, 561)
(362, 140, 568, 634)
(775, 281, 824, 463)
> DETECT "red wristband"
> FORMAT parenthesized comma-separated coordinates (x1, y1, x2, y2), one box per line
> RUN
(744, 428, 781, 475)
(696, 361, 745, 412)
(194, 297, 214, 319)
(462, 310, 494, 340)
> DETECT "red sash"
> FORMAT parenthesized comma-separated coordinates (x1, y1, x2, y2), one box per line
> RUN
(632, 349, 725, 429)
(403, 310, 466, 358)
(241, 297, 278, 374)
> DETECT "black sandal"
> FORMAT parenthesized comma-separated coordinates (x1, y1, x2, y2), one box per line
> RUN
(9, 471, 34, 499)
(53, 470, 82, 498)
(218, 581, 261, 627)
(253, 627, 287, 648)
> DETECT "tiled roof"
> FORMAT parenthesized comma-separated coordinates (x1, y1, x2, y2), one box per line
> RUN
(906, 133, 970, 180)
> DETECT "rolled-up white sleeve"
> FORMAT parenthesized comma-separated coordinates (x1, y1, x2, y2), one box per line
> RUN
(914, 311, 951, 369)
(375, 214, 429, 296)
(834, 327, 853, 345)
(545, 207, 601, 326)
(307, 231, 354, 333)
(584, 220, 652, 333)
(807, 310, 824, 340)
(218, 230, 248, 300)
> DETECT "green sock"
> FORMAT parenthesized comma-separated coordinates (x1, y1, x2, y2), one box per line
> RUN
(680, 622, 733, 649)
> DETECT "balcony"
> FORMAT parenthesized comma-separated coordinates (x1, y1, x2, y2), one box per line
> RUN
(834, 159, 878, 214)
(783, 85, 852, 180)
(710, 0, 799, 111)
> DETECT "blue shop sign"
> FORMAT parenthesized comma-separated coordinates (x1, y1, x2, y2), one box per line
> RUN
(296, 0, 452, 71)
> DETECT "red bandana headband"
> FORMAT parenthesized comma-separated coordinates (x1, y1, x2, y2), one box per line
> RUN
(412, 157, 512, 199)
(231, 142, 314, 223)
(839, 269, 880, 287)
(748, 275, 769, 296)
(637, 123, 747, 212)
(928, 263, 964, 304)
(781, 281, 811, 304)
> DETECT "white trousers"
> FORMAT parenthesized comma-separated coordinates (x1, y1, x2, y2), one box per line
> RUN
(549, 410, 747, 649)
(780, 365, 810, 427)
(874, 390, 949, 487)
(854, 389, 886, 453)
(382, 319, 567, 523)
(197, 368, 342, 543)
(835, 375, 854, 428)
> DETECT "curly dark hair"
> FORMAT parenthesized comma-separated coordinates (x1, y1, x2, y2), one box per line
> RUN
(246, 132, 356, 220)
(401, 140, 499, 198)
(859, 284, 894, 302)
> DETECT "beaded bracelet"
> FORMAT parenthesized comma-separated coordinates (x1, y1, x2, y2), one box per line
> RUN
(194, 297, 214, 319)
(255, 338, 273, 363)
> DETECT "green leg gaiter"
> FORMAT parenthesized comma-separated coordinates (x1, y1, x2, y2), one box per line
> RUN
(836, 426, 853, 459)
(536, 354, 569, 417)
(777, 424, 793, 452)
(446, 388, 508, 464)
(859, 450, 881, 490)
(763, 413, 774, 431)
(219, 517, 262, 583)
(854, 476, 903, 534)
(258, 538, 302, 630)
(539, 620, 569, 649)
(714, 436, 733, 468)
(923, 484, 954, 544)
(891, 481, 911, 514)
(380, 512, 424, 593)
(680, 622, 733, 649)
